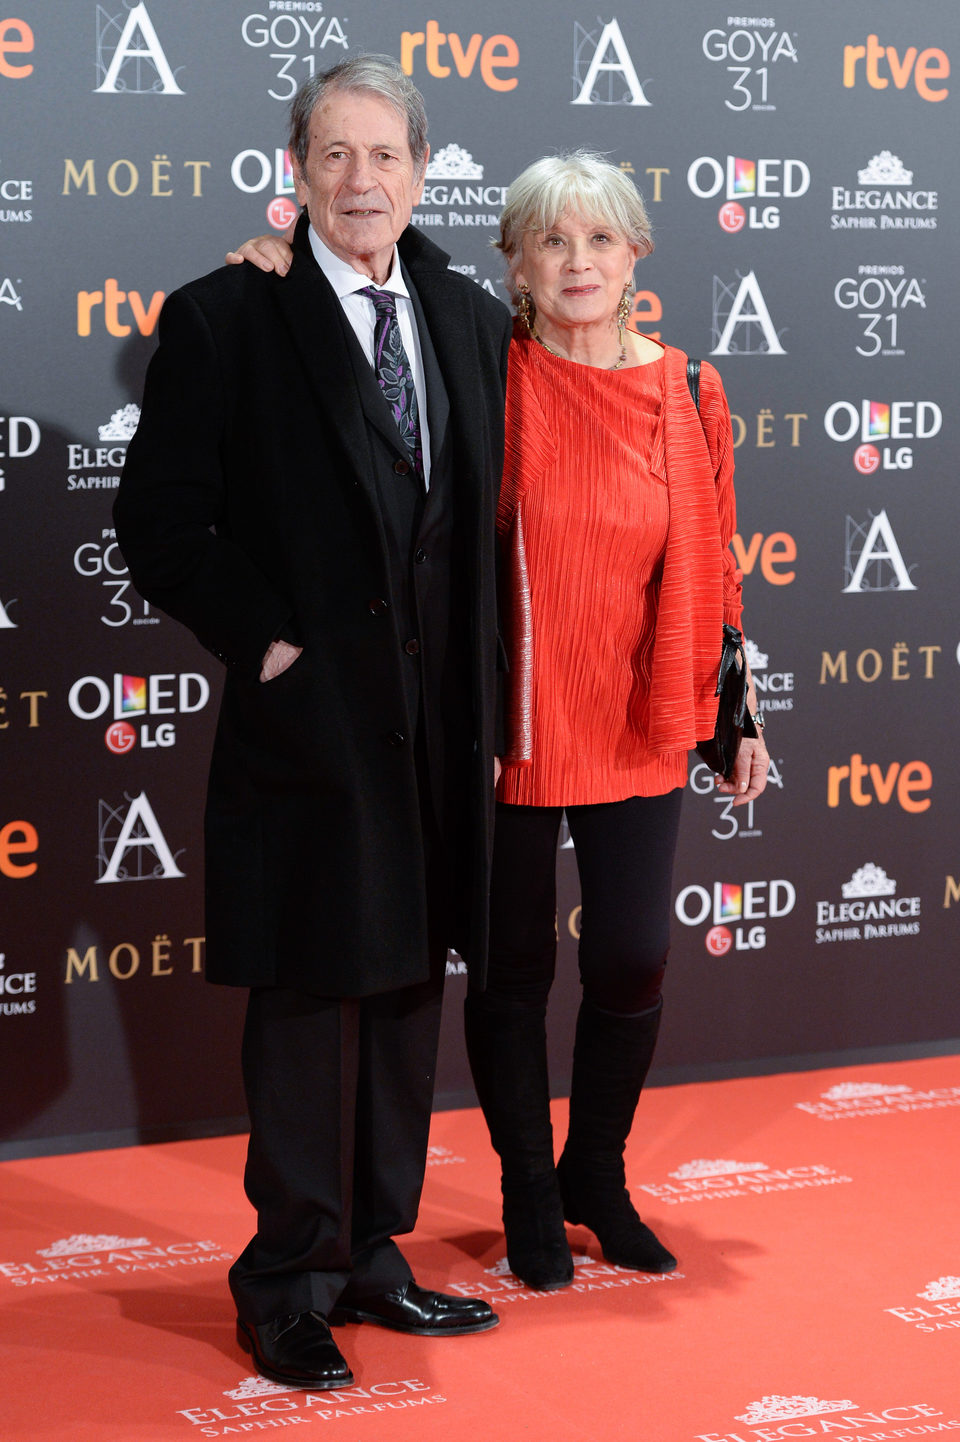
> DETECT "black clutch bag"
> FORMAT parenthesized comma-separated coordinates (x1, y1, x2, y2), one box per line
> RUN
(696, 624, 757, 780)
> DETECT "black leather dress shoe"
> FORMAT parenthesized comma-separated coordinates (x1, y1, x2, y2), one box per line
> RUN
(329, 1281, 499, 1336)
(237, 1312, 354, 1388)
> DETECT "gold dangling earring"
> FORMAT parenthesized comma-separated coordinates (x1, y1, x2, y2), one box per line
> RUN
(517, 283, 535, 335)
(617, 284, 632, 328)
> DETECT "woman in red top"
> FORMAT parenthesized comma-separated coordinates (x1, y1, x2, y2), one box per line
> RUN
(467, 152, 769, 1290)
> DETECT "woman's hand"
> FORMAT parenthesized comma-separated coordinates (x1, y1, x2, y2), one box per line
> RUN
(225, 228, 295, 275)
(715, 731, 769, 805)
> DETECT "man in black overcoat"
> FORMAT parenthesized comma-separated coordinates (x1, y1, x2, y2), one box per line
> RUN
(114, 56, 511, 1388)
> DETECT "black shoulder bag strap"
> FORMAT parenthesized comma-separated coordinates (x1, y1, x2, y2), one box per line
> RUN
(686, 356, 701, 413)
(685, 355, 758, 750)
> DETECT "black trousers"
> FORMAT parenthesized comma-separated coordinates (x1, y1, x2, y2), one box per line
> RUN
(228, 964, 445, 1324)
(486, 792, 684, 1016)
(229, 731, 451, 1325)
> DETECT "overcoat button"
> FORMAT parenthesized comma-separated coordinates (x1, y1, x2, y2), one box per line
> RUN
(387, 730, 406, 747)
(414, 548, 427, 564)
(368, 597, 389, 615)
(404, 639, 420, 655)
(393, 458, 410, 476)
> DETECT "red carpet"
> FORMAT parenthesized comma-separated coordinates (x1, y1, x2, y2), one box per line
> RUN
(3, 1054, 960, 1441)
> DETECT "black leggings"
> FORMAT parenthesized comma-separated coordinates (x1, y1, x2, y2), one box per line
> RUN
(486, 792, 684, 1016)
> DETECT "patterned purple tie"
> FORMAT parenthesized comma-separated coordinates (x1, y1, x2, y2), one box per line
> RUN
(360, 286, 423, 478)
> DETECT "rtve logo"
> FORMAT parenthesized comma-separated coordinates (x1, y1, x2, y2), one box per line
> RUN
(827, 755, 932, 812)
(77, 281, 164, 338)
(0, 818, 37, 877)
(400, 23, 518, 90)
(731, 531, 797, 586)
(843, 35, 949, 101)
(0, 17, 32, 76)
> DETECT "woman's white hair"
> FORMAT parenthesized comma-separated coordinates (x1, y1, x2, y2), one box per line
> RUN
(496, 150, 654, 297)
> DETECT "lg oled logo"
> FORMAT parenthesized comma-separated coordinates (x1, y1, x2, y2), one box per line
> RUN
(69, 671, 210, 754)
(572, 18, 647, 105)
(230, 146, 298, 229)
(0, 414, 40, 493)
(824, 398, 942, 473)
(843, 34, 949, 101)
(675, 877, 796, 955)
(95, 3, 184, 95)
(688, 156, 810, 233)
(710, 272, 786, 356)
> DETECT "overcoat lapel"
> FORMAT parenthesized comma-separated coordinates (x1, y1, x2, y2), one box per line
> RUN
(269, 219, 388, 541)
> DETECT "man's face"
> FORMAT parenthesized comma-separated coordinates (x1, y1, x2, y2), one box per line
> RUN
(293, 88, 427, 282)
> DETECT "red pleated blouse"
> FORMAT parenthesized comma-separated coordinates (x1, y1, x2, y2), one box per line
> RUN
(497, 330, 743, 809)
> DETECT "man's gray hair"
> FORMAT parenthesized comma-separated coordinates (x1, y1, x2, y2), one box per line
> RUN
(496, 151, 654, 296)
(288, 55, 429, 175)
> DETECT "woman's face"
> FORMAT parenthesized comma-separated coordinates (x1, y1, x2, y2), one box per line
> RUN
(515, 211, 639, 336)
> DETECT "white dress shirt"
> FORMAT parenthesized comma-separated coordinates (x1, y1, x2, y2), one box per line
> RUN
(307, 225, 432, 488)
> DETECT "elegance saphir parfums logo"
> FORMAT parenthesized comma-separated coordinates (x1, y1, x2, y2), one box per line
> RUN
(795, 1080, 960, 1120)
(638, 1157, 851, 1206)
(886, 1276, 960, 1334)
(696, 1395, 955, 1441)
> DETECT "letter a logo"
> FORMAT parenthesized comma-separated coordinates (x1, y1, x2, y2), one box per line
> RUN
(843, 510, 917, 593)
(711, 270, 786, 356)
(95, 2, 184, 95)
(96, 791, 186, 883)
(572, 19, 650, 106)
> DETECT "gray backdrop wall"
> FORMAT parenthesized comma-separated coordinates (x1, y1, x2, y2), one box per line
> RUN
(1, 0, 958, 1157)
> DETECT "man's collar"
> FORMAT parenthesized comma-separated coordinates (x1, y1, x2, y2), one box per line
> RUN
(307, 224, 409, 299)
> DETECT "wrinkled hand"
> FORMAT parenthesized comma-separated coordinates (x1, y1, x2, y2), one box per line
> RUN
(715, 733, 769, 806)
(260, 640, 302, 682)
(494, 756, 502, 786)
(225, 227, 296, 275)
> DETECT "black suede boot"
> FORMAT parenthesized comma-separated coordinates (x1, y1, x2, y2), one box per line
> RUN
(464, 994, 574, 1291)
(557, 999, 677, 1273)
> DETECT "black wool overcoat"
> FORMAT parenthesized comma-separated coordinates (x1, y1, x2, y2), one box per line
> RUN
(114, 221, 511, 995)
